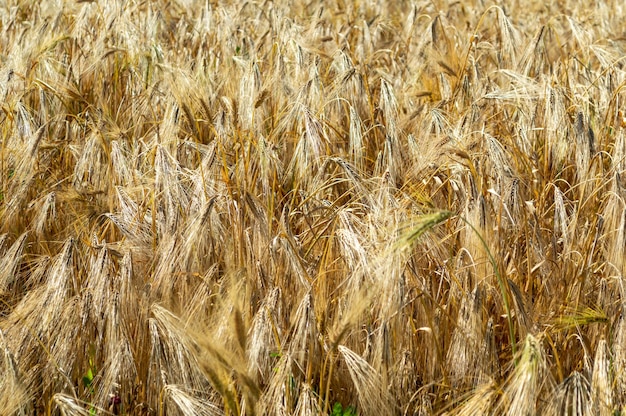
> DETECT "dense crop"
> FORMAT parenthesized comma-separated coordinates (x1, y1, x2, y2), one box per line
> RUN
(1, 0, 626, 414)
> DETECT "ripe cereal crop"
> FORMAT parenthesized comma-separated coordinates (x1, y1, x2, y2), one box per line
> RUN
(1, 0, 626, 414)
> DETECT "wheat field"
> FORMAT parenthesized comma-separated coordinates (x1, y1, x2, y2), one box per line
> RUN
(1, 0, 626, 414)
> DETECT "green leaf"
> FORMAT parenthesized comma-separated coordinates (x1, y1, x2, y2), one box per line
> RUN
(82, 368, 93, 388)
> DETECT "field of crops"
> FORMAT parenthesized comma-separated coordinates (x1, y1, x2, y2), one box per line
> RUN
(1, 0, 626, 414)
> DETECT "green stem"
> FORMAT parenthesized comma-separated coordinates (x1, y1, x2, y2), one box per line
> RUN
(458, 216, 517, 361)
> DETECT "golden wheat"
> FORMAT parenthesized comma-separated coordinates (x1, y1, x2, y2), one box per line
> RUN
(1, 0, 626, 414)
